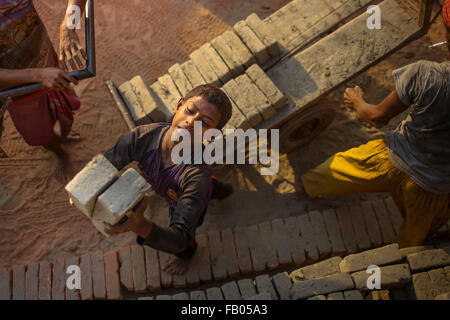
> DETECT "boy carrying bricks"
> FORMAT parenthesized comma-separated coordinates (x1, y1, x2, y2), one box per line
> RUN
(301, 2, 450, 248)
(103, 84, 234, 275)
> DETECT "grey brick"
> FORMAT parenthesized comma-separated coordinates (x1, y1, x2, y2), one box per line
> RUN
(200, 43, 232, 84)
(400, 246, 434, 259)
(222, 99, 250, 131)
(222, 79, 262, 127)
(172, 292, 189, 300)
(272, 272, 292, 300)
(222, 30, 256, 68)
(245, 64, 286, 111)
(290, 256, 342, 282)
(181, 60, 206, 88)
(190, 49, 221, 87)
(343, 290, 364, 300)
(435, 292, 450, 300)
(0, 269, 11, 300)
(156, 295, 171, 300)
(352, 264, 411, 290)
(411, 269, 450, 300)
(237, 279, 257, 299)
(307, 295, 327, 300)
(152, 74, 182, 115)
(65, 155, 119, 218)
(339, 244, 403, 273)
(245, 13, 281, 58)
(190, 291, 206, 300)
(255, 275, 277, 300)
(327, 292, 344, 300)
(221, 281, 242, 300)
(406, 248, 449, 273)
(211, 35, 245, 77)
(93, 168, 150, 226)
(290, 273, 354, 300)
(235, 74, 276, 121)
(168, 63, 193, 97)
(137, 296, 154, 300)
(206, 287, 224, 300)
(321, 209, 346, 255)
(246, 292, 273, 300)
(233, 20, 269, 65)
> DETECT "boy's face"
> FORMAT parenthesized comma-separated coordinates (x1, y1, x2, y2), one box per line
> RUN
(171, 96, 222, 140)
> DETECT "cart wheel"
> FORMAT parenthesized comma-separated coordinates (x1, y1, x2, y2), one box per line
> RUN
(279, 99, 336, 153)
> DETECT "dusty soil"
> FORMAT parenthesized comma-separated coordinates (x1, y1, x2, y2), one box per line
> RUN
(0, 0, 448, 268)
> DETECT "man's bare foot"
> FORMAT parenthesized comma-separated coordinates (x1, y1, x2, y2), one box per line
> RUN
(344, 86, 364, 109)
(163, 255, 192, 275)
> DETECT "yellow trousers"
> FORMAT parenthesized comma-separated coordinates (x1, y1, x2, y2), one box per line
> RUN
(301, 138, 450, 248)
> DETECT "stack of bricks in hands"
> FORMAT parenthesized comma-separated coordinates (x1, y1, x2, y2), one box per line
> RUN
(65, 155, 151, 236)
(118, 13, 285, 130)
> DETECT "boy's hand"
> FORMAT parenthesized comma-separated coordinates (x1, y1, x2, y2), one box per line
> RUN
(103, 196, 152, 237)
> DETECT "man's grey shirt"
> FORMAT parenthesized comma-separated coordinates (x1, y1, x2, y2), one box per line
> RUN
(385, 60, 450, 194)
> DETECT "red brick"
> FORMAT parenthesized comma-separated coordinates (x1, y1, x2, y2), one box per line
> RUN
(130, 245, 147, 293)
(91, 254, 106, 299)
(51, 259, 65, 300)
(322, 209, 346, 255)
(79, 254, 93, 300)
(158, 250, 173, 289)
(65, 256, 80, 300)
(221, 228, 240, 277)
(297, 214, 319, 262)
(208, 230, 227, 281)
(12, 265, 25, 300)
(186, 233, 211, 285)
(38, 262, 52, 300)
(372, 200, 396, 244)
(0, 268, 11, 300)
(246, 224, 266, 272)
(233, 227, 253, 275)
(383, 197, 404, 235)
(335, 206, 358, 253)
(258, 222, 279, 270)
(25, 263, 39, 300)
(271, 218, 294, 266)
(118, 247, 134, 291)
(348, 204, 372, 251)
(284, 216, 306, 265)
(308, 211, 332, 257)
(143, 246, 161, 292)
(360, 202, 383, 247)
(104, 251, 122, 300)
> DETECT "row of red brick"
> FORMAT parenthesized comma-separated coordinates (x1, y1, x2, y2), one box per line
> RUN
(0, 198, 408, 299)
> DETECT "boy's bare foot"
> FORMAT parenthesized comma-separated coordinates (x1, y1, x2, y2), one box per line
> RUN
(344, 86, 365, 109)
(163, 255, 192, 275)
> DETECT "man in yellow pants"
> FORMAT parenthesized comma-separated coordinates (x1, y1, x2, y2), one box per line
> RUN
(302, 2, 450, 248)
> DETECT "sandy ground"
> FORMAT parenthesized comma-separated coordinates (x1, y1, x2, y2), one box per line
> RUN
(0, 0, 448, 269)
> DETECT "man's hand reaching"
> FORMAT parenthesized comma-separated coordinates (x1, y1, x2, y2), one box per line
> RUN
(59, 28, 87, 72)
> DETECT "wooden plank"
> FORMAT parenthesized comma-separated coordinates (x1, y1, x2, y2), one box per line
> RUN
(335, 206, 359, 253)
(348, 204, 372, 251)
(265, 0, 421, 130)
(322, 209, 346, 255)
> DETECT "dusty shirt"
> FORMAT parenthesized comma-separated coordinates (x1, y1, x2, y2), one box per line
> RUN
(385, 60, 450, 194)
(104, 123, 213, 256)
